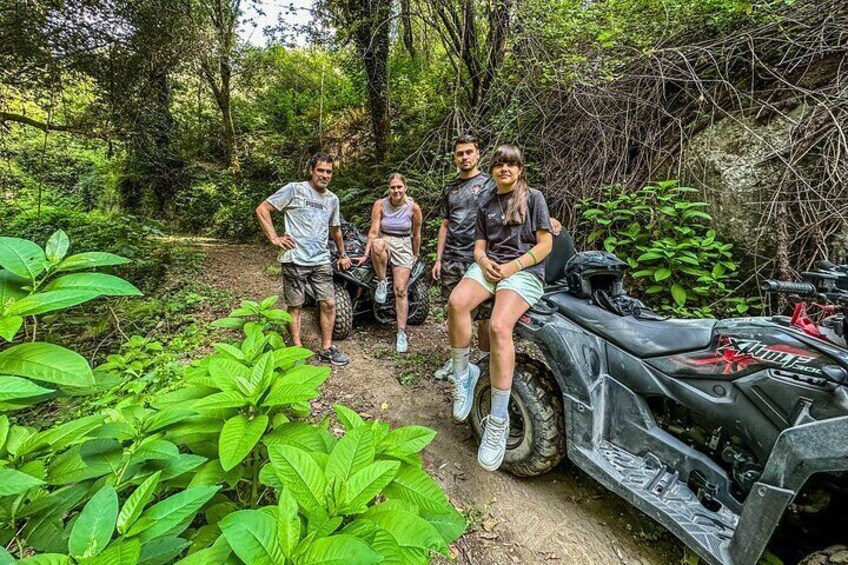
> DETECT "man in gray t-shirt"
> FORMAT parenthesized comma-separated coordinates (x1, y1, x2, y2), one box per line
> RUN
(256, 153, 352, 366)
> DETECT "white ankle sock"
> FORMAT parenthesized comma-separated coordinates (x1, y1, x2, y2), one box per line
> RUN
(451, 347, 470, 379)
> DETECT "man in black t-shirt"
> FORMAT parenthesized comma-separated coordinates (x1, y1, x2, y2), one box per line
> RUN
(432, 136, 494, 379)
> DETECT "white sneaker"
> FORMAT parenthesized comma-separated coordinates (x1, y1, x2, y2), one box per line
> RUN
(375, 279, 388, 304)
(396, 330, 408, 353)
(434, 359, 453, 381)
(477, 415, 509, 471)
(452, 364, 479, 422)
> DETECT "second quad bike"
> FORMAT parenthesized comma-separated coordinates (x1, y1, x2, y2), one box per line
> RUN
(323, 219, 429, 340)
(468, 233, 848, 565)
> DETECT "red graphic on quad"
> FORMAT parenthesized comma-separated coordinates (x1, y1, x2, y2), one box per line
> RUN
(652, 334, 824, 378)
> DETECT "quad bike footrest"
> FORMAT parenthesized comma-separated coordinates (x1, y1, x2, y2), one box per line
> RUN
(579, 441, 739, 565)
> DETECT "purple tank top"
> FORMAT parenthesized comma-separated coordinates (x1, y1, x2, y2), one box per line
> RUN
(380, 198, 413, 236)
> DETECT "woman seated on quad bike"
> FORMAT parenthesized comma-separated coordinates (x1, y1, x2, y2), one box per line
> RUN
(447, 144, 554, 472)
(358, 173, 423, 353)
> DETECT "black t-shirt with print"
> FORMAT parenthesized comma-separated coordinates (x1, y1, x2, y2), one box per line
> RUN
(441, 172, 495, 262)
(475, 188, 552, 281)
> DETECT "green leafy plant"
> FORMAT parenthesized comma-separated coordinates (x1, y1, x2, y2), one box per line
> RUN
(0, 293, 464, 563)
(0, 230, 142, 408)
(212, 296, 292, 333)
(579, 180, 752, 317)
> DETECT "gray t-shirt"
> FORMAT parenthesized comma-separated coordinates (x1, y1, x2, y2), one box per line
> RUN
(475, 188, 552, 281)
(441, 173, 495, 262)
(266, 181, 341, 266)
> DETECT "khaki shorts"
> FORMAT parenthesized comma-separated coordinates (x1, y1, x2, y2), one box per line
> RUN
(281, 263, 334, 308)
(379, 233, 414, 270)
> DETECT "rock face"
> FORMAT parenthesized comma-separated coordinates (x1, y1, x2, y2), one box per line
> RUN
(681, 108, 802, 257)
(681, 104, 848, 265)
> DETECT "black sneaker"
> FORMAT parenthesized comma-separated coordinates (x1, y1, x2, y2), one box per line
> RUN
(317, 345, 350, 366)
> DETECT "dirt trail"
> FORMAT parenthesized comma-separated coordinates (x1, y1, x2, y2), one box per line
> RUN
(197, 242, 681, 565)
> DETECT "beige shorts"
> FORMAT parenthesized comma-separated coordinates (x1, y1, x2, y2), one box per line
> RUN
(379, 233, 414, 270)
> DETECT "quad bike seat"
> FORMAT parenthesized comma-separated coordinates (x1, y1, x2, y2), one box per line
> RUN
(544, 291, 717, 358)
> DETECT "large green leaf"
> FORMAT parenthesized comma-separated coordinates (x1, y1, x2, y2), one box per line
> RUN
(55, 252, 130, 273)
(264, 422, 328, 454)
(192, 391, 248, 411)
(379, 426, 436, 456)
(68, 485, 119, 559)
(0, 342, 94, 389)
(277, 489, 301, 559)
(295, 534, 380, 565)
(219, 414, 268, 471)
(0, 315, 23, 342)
(0, 468, 44, 496)
(383, 464, 454, 514)
(117, 471, 162, 534)
(0, 375, 53, 404)
(268, 445, 327, 515)
(0, 237, 47, 279)
(6, 290, 103, 317)
(126, 486, 220, 542)
(45, 230, 70, 265)
(17, 554, 71, 565)
(173, 536, 233, 565)
(363, 506, 448, 555)
(343, 460, 401, 513)
(0, 414, 8, 451)
(419, 509, 467, 545)
(220, 510, 284, 565)
(333, 405, 365, 430)
(207, 357, 254, 396)
(17, 414, 105, 455)
(325, 426, 374, 481)
(273, 347, 314, 370)
(80, 539, 141, 565)
(138, 536, 191, 565)
(44, 273, 142, 297)
(0, 269, 28, 305)
(671, 283, 688, 306)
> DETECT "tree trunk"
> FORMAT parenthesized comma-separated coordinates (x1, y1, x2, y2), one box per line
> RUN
(352, 0, 392, 160)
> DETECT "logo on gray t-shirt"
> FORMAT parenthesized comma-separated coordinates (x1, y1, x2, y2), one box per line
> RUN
(441, 173, 495, 263)
(266, 181, 341, 266)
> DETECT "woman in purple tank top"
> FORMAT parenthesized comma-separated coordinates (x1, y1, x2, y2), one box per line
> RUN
(359, 173, 423, 353)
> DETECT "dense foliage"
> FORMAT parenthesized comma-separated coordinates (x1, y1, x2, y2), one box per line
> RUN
(0, 235, 464, 563)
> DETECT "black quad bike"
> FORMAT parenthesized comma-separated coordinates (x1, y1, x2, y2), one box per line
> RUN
(324, 219, 429, 340)
(469, 233, 848, 565)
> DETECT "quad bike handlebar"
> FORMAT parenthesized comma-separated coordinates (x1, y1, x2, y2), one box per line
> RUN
(761, 279, 818, 297)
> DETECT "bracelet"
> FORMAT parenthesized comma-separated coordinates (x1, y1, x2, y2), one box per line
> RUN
(514, 258, 525, 270)
(527, 250, 539, 265)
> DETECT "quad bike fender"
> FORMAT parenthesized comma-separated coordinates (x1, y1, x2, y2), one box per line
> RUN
(728, 415, 848, 564)
(516, 309, 598, 407)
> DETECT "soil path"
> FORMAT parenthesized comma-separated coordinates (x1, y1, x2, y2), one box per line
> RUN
(197, 242, 682, 565)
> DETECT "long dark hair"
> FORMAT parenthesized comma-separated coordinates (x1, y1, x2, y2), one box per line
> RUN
(489, 144, 528, 225)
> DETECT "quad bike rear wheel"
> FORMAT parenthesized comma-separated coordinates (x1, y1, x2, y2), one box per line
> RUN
(799, 546, 848, 565)
(469, 354, 565, 477)
(332, 282, 353, 340)
(407, 281, 430, 326)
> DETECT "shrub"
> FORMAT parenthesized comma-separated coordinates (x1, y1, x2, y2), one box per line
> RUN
(578, 180, 758, 317)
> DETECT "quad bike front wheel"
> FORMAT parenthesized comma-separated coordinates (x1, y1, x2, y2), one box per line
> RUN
(469, 354, 566, 477)
(332, 282, 353, 340)
(799, 546, 848, 565)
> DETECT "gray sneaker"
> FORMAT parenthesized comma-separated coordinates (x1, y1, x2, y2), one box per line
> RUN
(477, 415, 510, 471)
(375, 279, 389, 304)
(452, 363, 479, 422)
(317, 345, 350, 366)
(396, 330, 408, 353)
(434, 359, 453, 381)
